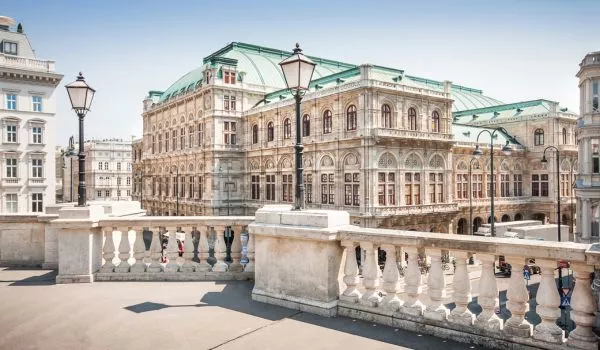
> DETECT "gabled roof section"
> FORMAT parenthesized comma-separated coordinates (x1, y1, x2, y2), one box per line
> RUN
(452, 99, 576, 124)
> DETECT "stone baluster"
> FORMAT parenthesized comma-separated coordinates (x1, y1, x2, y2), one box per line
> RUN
(130, 227, 147, 273)
(532, 259, 564, 344)
(381, 244, 403, 311)
(115, 227, 132, 273)
(504, 256, 532, 338)
(212, 225, 228, 272)
(424, 248, 449, 321)
(568, 263, 598, 349)
(196, 225, 211, 272)
(143, 227, 151, 263)
(228, 225, 244, 272)
(474, 254, 502, 331)
(360, 241, 382, 307)
(180, 226, 198, 273)
(244, 231, 255, 272)
(100, 227, 116, 272)
(147, 228, 163, 272)
(340, 241, 362, 303)
(448, 251, 474, 325)
(164, 227, 180, 273)
(400, 246, 425, 316)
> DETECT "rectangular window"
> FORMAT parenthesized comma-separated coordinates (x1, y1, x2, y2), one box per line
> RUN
(378, 172, 395, 205)
(266, 174, 275, 201)
(32, 126, 43, 144)
(344, 173, 360, 206)
(593, 139, 600, 174)
(513, 174, 523, 196)
(224, 95, 236, 111)
(456, 174, 468, 199)
(126, 177, 131, 185)
(158, 135, 162, 153)
(106, 190, 110, 197)
(251, 175, 260, 200)
(404, 173, 421, 205)
(127, 190, 131, 197)
(305, 173, 313, 203)
(320, 173, 335, 204)
(3, 41, 18, 55)
(541, 174, 549, 197)
(472, 174, 483, 199)
(32, 193, 43, 213)
(32, 159, 43, 178)
(32, 96, 42, 112)
(5, 158, 17, 178)
(428, 173, 444, 203)
(198, 175, 203, 199)
(117, 190, 121, 198)
(5, 193, 17, 213)
(152, 136, 156, 154)
(224, 121, 237, 145)
(104, 162, 108, 170)
(180, 128, 185, 150)
(6, 94, 16, 110)
(172, 130, 176, 150)
(500, 174, 510, 197)
(6, 124, 17, 143)
(282, 174, 293, 202)
(189, 176, 194, 198)
(97, 190, 102, 197)
(197, 123, 204, 147)
(593, 80, 599, 112)
(224, 71, 236, 84)
(561, 174, 570, 197)
(188, 127, 194, 148)
(117, 162, 121, 171)
(531, 174, 548, 197)
(486, 174, 497, 198)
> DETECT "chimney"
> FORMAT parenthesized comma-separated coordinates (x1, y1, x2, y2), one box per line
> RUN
(0, 16, 15, 31)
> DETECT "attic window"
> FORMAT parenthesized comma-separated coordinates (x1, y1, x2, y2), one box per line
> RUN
(224, 70, 236, 85)
(516, 108, 523, 112)
(392, 75, 404, 82)
(462, 131, 471, 137)
(2, 41, 17, 55)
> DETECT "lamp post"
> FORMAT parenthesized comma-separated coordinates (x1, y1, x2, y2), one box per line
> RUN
(219, 162, 233, 216)
(472, 129, 513, 236)
(66, 136, 77, 202)
(541, 146, 563, 291)
(279, 43, 316, 210)
(468, 158, 480, 235)
(170, 165, 179, 216)
(65, 73, 95, 207)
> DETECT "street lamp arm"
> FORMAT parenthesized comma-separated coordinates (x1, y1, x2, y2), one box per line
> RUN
(542, 145, 559, 159)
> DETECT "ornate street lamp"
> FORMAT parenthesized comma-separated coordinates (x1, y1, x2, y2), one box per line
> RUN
(472, 129, 512, 236)
(169, 165, 179, 216)
(279, 43, 316, 210)
(541, 146, 564, 292)
(468, 158, 480, 236)
(65, 73, 95, 206)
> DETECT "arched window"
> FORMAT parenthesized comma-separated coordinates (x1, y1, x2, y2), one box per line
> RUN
(562, 128, 567, 145)
(408, 108, 417, 131)
(431, 111, 440, 133)
(252, 124, 258, 144)
(323, 110, 332, 134)
(381, 104, 392, 128)
(346, 105, 357, 131)
(534, 128, 544, 146)
(283, 118, 291, 139)
(267, 122, 274, 142)
(302, 114, 310, 137)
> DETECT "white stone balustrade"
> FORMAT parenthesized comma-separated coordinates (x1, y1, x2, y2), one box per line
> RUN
(94, 217, 254, 281)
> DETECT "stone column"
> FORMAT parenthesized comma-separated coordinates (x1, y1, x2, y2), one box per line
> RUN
(340, 241, 362, 303)
(400, 246, 425, 316)
(424, 248, 449, 320)
(504, 256, 532, 338)
(360, 241, 382, 307)
(100, 227, 116, 273)
(196, 225, 211, 272)
(381, 244, 402, 311)
(474, 254, 502, 331)
(130, 227, 147, 273)
(449, 251, 474, 325)
(568, 263, 598, 349)
(532, 259, 564, 344)
(212, 225, 228, 272)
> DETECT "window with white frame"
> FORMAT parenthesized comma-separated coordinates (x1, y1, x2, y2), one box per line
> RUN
(127, 163, 131, 171)
(32, 159, 43, 178)
(282, 174, 293, 202)
(513, 174, 523, 196)
(487, 174, 497, 197)
(98, 162, 102, 170)
(32, 96, 42, 112)
(6, 158, 17, 178)
(126, 177, 131, 185)
(32, 193, 43, 212)
(5, 193, 17, 213)
(472, 174, 483, 198)
(224, 121, 236, 145)
(117, 190, 121, 197)
(405, 172, 421, 205)
(429, 173, 444, 203)
(117, 162, 121, 171)
(251, 175, 260, 200)
(223, 71, 236, 84)
(126, 190, 131, 197)
(188, 176, 194, 198)
(500, 174, 510, 197)
(197, 123, 204, 147)
(97, 190, 102, 197)
(172, 130, 177, 150)
(188, 126, 194, 148)
(378, 172, 395, 205)
(32, 126, 42, 144)
(344, 173, 360, 206)
(531, 174, 549, 197)
(6, 94, 16, 110)
(224, 95, 236, 111)
(180, 127, 185, 149)
(6, 124, 17, 143)
(3, 41, 18, 55)
(456, 173, 468, 199)
(117, 177, 122, 186)
(105, 190, 110, 197)
(321, 173, 335, 204)
(104, 162, 108, 170)
(266, 174, 275, 201)
(305, 174, 312, 203)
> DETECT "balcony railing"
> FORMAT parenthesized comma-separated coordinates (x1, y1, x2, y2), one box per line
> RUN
(371, 128, 454, 142)
(0, 53, 56, 72)
(95, 216, 255, 281)
(374, 203, 458, 216)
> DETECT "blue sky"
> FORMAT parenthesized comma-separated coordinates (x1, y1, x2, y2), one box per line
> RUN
(3, 0, 599, 145)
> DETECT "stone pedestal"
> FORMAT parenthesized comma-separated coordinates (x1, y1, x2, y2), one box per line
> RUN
(250, 205, 353, 317)
(53, 205, 104, 284)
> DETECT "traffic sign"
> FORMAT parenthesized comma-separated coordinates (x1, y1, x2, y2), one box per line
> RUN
(560, 295, 571, 308)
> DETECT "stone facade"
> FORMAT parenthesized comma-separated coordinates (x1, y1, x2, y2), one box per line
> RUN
(140, 42, 577, 234)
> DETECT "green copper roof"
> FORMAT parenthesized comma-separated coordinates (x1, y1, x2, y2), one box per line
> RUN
(452, 99, 576, 124)
(452, 124, 522, 147)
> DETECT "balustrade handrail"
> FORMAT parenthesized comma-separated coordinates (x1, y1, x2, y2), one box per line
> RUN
(98, 215, 255, 228)
(338, 226, 591, 262)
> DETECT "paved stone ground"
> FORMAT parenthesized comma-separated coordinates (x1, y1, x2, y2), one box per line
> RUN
(0, 268, 486, 350)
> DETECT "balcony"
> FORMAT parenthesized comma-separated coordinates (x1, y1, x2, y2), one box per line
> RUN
(0, 53, 56, 72)
(558, 144, 578, 153)
(1, 177, 20, 187)
(371, 128, 453, 142)
(373, 203, 458, 216)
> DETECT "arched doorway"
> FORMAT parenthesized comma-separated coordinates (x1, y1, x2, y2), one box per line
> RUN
(473, 217, 483, 234)
(457, 218, 468, 235)
(515, 213, 523, 221)
(501, 214, 511, 222)
(487, 216, 498, 224)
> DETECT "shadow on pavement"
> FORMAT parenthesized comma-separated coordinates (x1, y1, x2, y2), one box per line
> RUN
(124, 301, 207, 313)
(5, 270, 57, 286)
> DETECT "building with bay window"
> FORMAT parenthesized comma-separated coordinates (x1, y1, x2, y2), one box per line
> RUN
(139, 42, 577, 233)
(0, 16, 62, 213)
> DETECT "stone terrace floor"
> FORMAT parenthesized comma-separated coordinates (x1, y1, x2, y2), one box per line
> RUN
(0, 268, 487, 350)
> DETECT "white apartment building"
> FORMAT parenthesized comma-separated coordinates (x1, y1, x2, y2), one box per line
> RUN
(82, 139, 133, 201)
(0, 16, 62, 213)
(576, 50, 600, 243)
